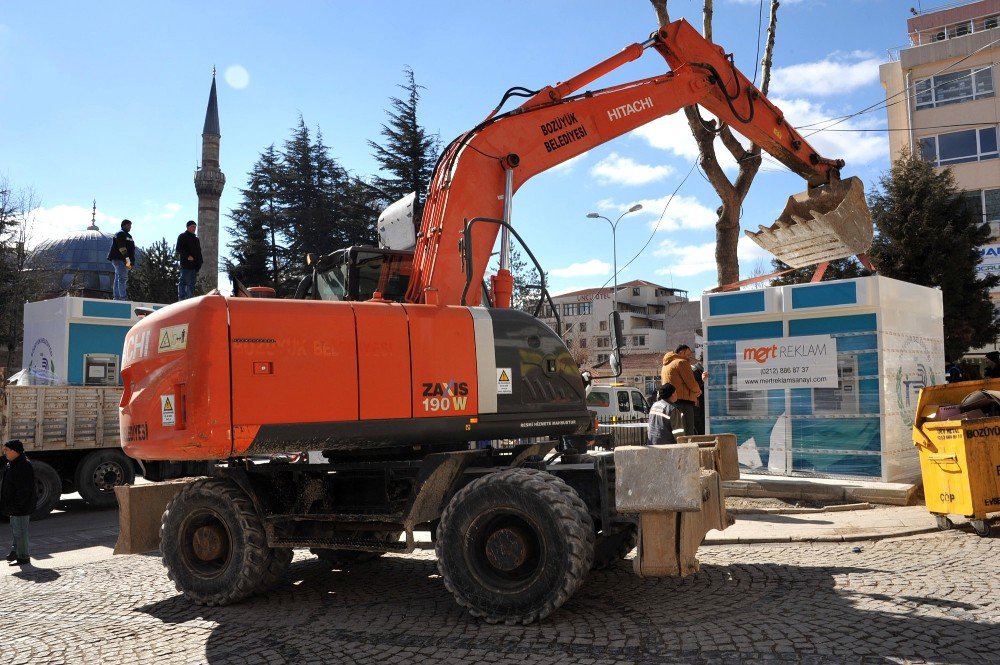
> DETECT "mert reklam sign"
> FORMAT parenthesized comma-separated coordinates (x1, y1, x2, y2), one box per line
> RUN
(735, 335, 838, 390)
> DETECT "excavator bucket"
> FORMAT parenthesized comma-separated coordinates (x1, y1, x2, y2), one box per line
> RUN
(745, 176, 873, 268)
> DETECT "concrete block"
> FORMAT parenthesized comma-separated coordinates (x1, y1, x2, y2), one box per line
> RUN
(844, 484, 919, 506)
(615, 443, 701, 512)
(114, 478, 193, 554)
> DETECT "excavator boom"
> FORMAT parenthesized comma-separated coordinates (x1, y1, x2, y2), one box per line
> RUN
(406, 19, 873, 305)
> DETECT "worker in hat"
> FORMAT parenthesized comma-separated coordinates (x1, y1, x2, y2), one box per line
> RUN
(1, 440, 36, 565)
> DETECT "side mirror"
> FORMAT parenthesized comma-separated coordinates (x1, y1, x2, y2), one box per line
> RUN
(609, 352, 621, 377)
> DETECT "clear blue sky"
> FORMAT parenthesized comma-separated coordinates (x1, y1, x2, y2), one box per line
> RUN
(1, 0, 910, 297)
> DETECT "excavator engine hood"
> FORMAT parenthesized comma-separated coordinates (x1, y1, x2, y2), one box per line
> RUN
(744, 176, 873, 268)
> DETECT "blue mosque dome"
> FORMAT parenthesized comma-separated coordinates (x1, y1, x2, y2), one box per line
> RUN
(26, 206, 143, 296)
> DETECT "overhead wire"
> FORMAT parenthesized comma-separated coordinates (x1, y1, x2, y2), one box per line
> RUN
(594, 158, 700, 294)
(796, 36, 1000, 136)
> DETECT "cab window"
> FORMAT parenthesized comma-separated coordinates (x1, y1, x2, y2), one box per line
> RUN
(631, 391, 648, 413)
(618, 391, 630, 413)
(586, 391, 611, 408)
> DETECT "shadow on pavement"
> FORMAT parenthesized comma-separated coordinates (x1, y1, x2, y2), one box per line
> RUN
(737, 513, 835, 525)
(136, 556, 994, 664)
(11, 567, 60, 583)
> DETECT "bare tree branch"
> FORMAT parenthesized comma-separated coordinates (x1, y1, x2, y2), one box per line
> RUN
(649, 0, 780, 286)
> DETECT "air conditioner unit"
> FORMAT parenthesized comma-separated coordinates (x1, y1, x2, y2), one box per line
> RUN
(933, 31, 946, 41)
(83, 353, 119, 386)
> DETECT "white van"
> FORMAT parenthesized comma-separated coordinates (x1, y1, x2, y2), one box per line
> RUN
(585, 383, 650, 422)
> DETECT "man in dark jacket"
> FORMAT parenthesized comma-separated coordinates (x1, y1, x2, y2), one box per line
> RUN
(107, 219, 135, 301)
(1, 440, 36, 565)
(176, 220, 203, 300)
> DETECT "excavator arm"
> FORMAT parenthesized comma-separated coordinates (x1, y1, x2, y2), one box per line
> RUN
(406, 18, 871, 306)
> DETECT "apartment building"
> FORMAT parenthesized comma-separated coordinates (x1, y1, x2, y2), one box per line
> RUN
(880, 1, 999, 240)
(880, 0, 999, 360)
(541, 279, 700, 386)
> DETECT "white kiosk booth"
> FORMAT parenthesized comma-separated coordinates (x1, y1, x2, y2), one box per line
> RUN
(701, 276, 944, 483)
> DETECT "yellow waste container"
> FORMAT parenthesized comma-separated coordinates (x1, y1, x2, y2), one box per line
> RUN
(912, 380, 1000, 537)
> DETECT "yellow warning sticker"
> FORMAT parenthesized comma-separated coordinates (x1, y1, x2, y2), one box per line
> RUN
(161, 394, 176, 427)
(497, 368, 512, 395)
(158, 324, 189, 353)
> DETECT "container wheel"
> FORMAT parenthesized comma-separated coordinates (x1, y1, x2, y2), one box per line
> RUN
(436, 468, 594, 625)
(935, 514, 953, 531)
(160, 477, 272, 606)
(310, 531, 402, 567)
(970, 520, 992, 538)
(592, 523, 638, 570)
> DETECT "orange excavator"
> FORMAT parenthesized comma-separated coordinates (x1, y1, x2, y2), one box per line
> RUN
(118, 19, 872, 622)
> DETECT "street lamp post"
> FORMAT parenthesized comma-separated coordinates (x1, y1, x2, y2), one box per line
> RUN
(586, 204, 643, 312)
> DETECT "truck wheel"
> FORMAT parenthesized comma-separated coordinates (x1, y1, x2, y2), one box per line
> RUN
(160, 477, 270, 606)
(31, 461, 62, 520)
(310, 531, 402, 567)
(75, 449, 136, 508)
(592, 524, 637, 570)
(436, 468, 594, 624)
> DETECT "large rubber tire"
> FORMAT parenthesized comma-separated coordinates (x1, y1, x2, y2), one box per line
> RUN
(310, 531, 402, 567)
(75, 449, 135, 508)
(160, 477, 271, 606)
(592, 523, 638, 570)
(436, 468, 595, 625)
(31, 461, 62, 520)
(258, 547, 293, 592)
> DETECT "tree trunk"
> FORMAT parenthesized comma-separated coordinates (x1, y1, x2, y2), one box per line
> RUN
(649, 0, 779, 287)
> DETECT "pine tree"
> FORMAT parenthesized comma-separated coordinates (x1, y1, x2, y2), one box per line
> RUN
(368, 67, 439, 228)
(130, 239, 180, 304)
(227, 145, 284, 290)
(868, 152, 1000, 358)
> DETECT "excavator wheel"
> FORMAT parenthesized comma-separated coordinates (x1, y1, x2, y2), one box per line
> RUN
(160, 477, 276, 606)
(591, 523, 638, 570)
(310, 531, 403, 567)
(436, 468, 594, 625)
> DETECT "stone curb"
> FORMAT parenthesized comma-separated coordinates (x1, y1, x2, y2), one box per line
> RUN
(705, 525, 939, 545)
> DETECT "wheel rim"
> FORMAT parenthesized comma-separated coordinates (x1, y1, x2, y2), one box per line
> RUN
(467, 510, 544, 589)
(91, 461, 125, 492)
(34, 478, 52, 505)
(179, 509, 233, 578)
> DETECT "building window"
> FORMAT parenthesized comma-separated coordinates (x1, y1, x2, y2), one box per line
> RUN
(596, 337, 610, 348)
(915, 66, 994, 110)
(599, 320, 607, 331)
(632, 287, 640, 296)
(578, 302, 592, 315)
(963, 189, 1000, 224)
(562, 303, 579, 316)
(579, 338, 587, 348)
(564, 323, 573, 333)
(920, 127, 998, 166)
(579, 322, 587, 333)
(633, 335, 645, 347)
(543, 305, 557, 318)
(597, 353, 609, 364)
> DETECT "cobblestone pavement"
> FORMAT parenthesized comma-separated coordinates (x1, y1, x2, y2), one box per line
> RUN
(1, 531, 997, 665)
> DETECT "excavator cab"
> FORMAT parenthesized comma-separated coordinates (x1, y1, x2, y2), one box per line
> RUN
(295, 246, 413, 302)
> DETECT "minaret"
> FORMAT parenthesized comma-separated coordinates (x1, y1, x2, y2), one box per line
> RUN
(194, 69, 226, 288)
